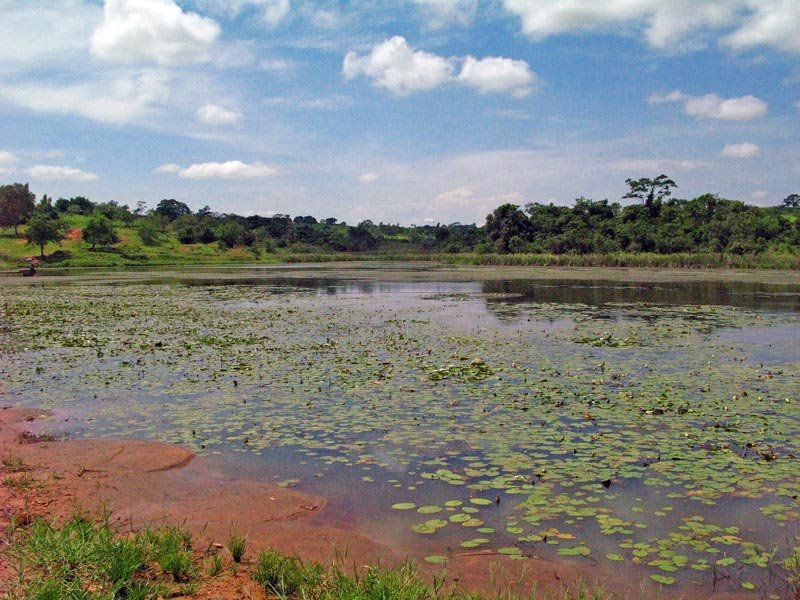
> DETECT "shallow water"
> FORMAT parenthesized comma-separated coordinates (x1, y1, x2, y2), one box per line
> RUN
(1, 267, 799, 597)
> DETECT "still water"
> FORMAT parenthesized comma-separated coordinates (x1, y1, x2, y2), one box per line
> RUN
(1, 267, 799, 597)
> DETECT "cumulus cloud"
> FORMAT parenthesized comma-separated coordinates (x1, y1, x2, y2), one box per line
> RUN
(359, 172, 379, 183)
(343, 37, 454, 94)
(650, 90, 768, 121)
(26, 165, 99, 182)
(721, 142, 760, 158)
(0, 71, 171, 125)
(457, 56, 535, 97)
(160, 161, 280, 179)
(197, 104, 243, 125)
(502, 0, 800, 54)
(724, 0, 800, 53)
(91, 0, 220, 66)
(413, 0, 478, 28)
(684, 94, 767, 120)
(344, 37, 535, 97)
(0, 151, 20, 176)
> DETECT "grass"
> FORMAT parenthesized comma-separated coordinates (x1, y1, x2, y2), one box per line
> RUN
(5, 516, 195, 599)
(226, 529, 247, 563)
(4, 515, 618, 600)
(1, 455, 30, 473)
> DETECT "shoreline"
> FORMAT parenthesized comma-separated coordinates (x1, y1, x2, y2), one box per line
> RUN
(0, 406, 605, 599)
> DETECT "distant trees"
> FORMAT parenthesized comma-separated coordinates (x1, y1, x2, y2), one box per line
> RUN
(485, 204, 531, 252)
(623, 175, 677, 210)
(153, 199, 191, 221)
(783, 194, 800, 208)
(83, 214, 119, 250)
(26, 209, 64, 258)
(482, 176, 797, 255)
(0, 183, 36, 235)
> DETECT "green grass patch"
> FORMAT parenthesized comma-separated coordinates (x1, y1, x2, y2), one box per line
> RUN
(5, 516, 196, 599)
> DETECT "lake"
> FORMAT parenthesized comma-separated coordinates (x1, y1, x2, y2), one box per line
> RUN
(1, 265, 799, 597)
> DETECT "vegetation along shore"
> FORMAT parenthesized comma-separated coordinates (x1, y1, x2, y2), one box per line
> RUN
(1, 179, 798, 271)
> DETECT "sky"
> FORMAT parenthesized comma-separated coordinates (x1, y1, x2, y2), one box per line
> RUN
(0, 0, 798, 225)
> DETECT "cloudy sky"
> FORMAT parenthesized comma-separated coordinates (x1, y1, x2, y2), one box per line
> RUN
(1, 0, 798, 224)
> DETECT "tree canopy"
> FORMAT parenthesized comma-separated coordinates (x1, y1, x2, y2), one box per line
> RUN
(83, 214, 119, 250)
(26, 209, 65, 258)
(0, 183, 36, 235)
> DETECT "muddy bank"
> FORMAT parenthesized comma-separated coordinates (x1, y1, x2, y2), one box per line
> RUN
(0, 407, 606, 598)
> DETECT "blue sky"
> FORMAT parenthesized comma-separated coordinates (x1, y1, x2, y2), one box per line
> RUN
(1, 0, 798, 225)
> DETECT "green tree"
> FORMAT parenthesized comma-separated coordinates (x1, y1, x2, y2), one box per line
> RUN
(623, 175, 677, 208)
(83, 214, 119, 250)
(153, 198, 191, 221)
(0, 183, 36, 235)
(782, 194, 800, 208)
(26, 210, 65, 258)
(215, 220, 246, 248)
(485, 204, 531, 253)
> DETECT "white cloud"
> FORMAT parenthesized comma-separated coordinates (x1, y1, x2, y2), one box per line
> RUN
(0, 71, 171, 125)
(434, 186, 476, 206)
(751, 190, 768, 200)
(359, 172, 379, 183)
(343, 37, 454, 95)
(502, 1, 800, 54)
(174, 161, 280, 179)
(650, 89, 768, 121)
(343, 37, 535, 97)
(457, 56, 535, 97)
(154, 163, 182, 174)
(724, 0, 800, 53)
(197, 104, 243, 125)
(91, 0, 220, 66)
(26, 165, 99, 182)
(0, 151, 20, 176)
(260, 0, 291, 26)
(721, 142, 760, 158)
(412, 0, 478, 28)
(685, 94, 767, 120)
(0, 1, 99, 71)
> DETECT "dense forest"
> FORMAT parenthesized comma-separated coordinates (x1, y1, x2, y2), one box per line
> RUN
(1, 177, 798, 267)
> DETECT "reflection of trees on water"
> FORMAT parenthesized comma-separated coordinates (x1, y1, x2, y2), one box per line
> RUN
(480, 279, 800, 322)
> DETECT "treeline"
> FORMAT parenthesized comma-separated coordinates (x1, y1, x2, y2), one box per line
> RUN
(1, 177, 798, 261)
(486, 178, 799, 255)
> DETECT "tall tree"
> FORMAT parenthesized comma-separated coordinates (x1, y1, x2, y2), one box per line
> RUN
(485, 204, 531, 252)
(782, 193, 800, 208)
(153, 198, 191, 221)
(26, 209, 65, 258)
(0, 183, 36, 235)
(83, 214, 119, 250)
(623, 175, 677, 208)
